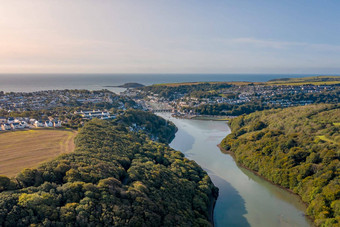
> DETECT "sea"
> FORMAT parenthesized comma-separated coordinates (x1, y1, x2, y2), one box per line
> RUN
(0, 73, 328, 93)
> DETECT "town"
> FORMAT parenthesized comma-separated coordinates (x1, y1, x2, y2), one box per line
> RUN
(123, 83, 340, 117)
(0, 89, 122, 111)
(0, 89, 137, 131)
(0, 82, 339, 131)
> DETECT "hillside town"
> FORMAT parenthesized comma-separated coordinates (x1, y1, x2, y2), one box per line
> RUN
(0, 89, 122, 111)
(124, 83, 339, 116)
(0, 116, 62, 131)
(0, 89, 138, 132)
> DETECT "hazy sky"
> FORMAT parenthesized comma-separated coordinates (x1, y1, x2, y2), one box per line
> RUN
(1, 0, 340, 74)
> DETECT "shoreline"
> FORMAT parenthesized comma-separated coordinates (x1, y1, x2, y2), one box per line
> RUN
(208, 195, 217, 227)
(217, 144, 314, 224)
(172, 114, 232, 121)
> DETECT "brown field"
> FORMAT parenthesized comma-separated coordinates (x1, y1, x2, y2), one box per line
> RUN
(0, 129, 77, 177)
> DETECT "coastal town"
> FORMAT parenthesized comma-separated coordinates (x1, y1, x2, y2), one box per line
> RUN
(0, 89, 136, 132)
(123, 83, 339, 117)
(0, 89, 123, 111)
(0, 81, 339, 131)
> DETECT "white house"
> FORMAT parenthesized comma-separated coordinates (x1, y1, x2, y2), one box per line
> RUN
(45, 121, 53, 127)
(0, 117, 6, 124)
(53, 120, 62, 127)
(76, 110, 111, 119)
(7, 117, 15, 124)
(34, 121, 45, 127)
(14, 118, 22, 123)
(11, 122, 25, 129)
(20, 121, 29, 128)
(1, 124, 11, 130)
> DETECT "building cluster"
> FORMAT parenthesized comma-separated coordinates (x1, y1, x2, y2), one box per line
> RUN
(0, 117, 62, 131)
(127, 84, 338, 116)
(74, 110, 116, 120)
(0, 90, 117, 111)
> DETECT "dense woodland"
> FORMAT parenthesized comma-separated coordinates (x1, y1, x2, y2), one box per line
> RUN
(221, 104, 340, 226)
(141, 83, 233, 100)
(0, 111, 217, 226)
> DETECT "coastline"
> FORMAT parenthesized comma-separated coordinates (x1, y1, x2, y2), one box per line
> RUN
(217, 144, 314, 224)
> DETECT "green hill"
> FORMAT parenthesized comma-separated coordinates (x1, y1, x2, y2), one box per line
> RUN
(0, 111, 217, 226)
(221, 104, 340, 226)
(267, 75, 340, 85)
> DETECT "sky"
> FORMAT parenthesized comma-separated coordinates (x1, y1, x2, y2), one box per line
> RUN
(0, 0, 340, 74)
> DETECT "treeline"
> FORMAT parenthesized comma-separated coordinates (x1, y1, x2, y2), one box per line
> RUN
(141, 83, 232, 100)
(186, 102, 269, 116)
(116, 109, 177, 143)
(0, 111, 217, 226)
(221, 104, 340, 226)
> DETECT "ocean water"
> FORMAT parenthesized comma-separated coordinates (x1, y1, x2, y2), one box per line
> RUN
(0, 73, 321, 93)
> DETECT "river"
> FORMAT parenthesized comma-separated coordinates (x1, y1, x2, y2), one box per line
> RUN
(157, 113, 312, 227)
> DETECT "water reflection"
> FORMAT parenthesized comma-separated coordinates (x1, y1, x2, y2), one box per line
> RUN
(211, 173, 250, 227)
(158, 113, 312, 227)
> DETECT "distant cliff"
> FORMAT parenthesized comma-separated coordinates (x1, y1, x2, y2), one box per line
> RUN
(105, 82, 145, 88)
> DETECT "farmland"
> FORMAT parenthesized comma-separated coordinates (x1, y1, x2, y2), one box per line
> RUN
(0, 129, 77, 177)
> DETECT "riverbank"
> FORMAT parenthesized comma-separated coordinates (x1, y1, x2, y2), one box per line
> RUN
(172, 114, 234, 121)
(217, 144, 314, 224)
(208, 195, 217, 227)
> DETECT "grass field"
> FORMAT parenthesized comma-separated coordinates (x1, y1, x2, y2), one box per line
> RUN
(267, 76, 340, 86)
(0, 129, 77, 177)
(153, 76, 340, 87)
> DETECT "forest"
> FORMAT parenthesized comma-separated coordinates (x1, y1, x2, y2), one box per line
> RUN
(141, 82, 233, 100)
(221, 104, 340, 226)
(0, 110, 217, 226)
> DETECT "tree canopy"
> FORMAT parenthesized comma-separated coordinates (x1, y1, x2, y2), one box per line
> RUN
(221, 104, 340, 226)
(0, 111, 217, 226)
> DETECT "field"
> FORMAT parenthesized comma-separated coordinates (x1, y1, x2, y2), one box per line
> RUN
(154, 76, 340, 87)
(266, 75, 340, 85)
(0, 129, 77, 177)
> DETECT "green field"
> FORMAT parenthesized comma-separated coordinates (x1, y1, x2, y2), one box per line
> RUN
(267, 76, 340, 85)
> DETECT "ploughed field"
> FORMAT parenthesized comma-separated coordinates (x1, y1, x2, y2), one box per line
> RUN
(0, 129, 77, 177)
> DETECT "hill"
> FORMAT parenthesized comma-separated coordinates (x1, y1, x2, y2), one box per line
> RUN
(0, 111, 217, 226)
(267, 76, 340, 85)
(221, 104, 340, 226)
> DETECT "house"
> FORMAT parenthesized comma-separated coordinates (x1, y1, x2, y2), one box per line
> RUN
(53, 120, 62, 127)
(11, 122, 24, 129)
(20, 121, 29, 128)
(7, 117, 15, 124)
(34, 121, 45, 127)
(0, 117, 6, 124)
(14, 118, 22, 123)
(1, 123, 12, 130)
(75, 110, 111, 119)
(45, 121, 53, 127)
